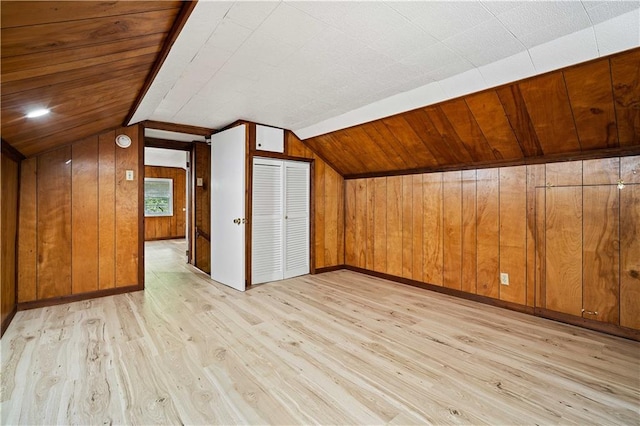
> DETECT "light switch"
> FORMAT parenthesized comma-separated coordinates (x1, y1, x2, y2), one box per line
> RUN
(126, 170, 134, 181)
(197, 177, 203, 186)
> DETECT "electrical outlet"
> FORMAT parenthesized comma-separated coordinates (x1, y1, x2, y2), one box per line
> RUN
(500, 273, 509, 285)
(126, 170, 134, 181)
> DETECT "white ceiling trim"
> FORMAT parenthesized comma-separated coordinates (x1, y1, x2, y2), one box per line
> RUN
(145, 147, 188, 169)
(145, 128, 207, 142)
(129, 1, 640, 140)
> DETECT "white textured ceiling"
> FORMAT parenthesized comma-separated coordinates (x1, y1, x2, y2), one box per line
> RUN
(130, 1, 640, 139)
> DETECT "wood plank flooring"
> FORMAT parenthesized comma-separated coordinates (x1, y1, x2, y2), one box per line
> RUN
(2, 239, 639, 424)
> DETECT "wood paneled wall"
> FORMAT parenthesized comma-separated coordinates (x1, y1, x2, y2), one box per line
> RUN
(286, 132, 344, 270)
(304, 48, 640, 177)
(144, 165, 186, 241)
(1, 144, 21, 335)
(344, 155, 640, 333)
(17, 125, 142, 305)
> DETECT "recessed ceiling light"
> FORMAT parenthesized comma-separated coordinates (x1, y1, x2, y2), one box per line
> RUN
(26, 108, 50, 118)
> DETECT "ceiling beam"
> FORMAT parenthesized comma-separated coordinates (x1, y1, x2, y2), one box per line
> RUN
(143, 120, 214, 136)
(144, 137, 198, 151)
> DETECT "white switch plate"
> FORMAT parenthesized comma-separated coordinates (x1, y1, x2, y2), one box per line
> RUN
(500, 273, 509, 285)
(196, 177, 203, 186)
(126, 170, 134, 181)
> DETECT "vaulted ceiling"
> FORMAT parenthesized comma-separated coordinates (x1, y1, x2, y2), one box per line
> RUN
(1, 1, 188, 157)
(305, 49, 640, 177)
(131, 1, 640, 138)
(1, 0, 639, 167)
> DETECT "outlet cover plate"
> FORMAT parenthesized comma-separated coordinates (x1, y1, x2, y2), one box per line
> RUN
(500, 273, 509, 285)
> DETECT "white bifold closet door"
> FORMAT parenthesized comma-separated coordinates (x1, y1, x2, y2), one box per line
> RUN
(252, 158, 309, 284)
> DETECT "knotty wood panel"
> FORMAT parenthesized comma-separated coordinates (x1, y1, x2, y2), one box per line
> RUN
(345, 180, 357, 267)
(332, 161, 344, 266)
(461, 170, 477, 294)
(341, 127, 395, 173)
(611, 49, 640, 146)
(115, 127, 140, 287)
(1, 152, 19, 330)
(620, 183, 640, 329)
(582, 186, 619, 324)
(564, 59, 618, 149)
(423, 173, 443, 286)
(439, 99, 496, 163)
(336, 174, 345, 267)
(496, 84, 544, 158)
(425, 107, 474, 164)
(193, 141, 211, 274)
(381, 116, 438, 168)
(17, 158, 37, 303)
(403, 108, 456, 166)
(411, 175, 424, 282)
(545, 187, 583, 317)
(443, 171, 462, 290)
(527, 165, 545, 307)
(465, 91, 524, 160)
(98, 131, 116, 290)
(362, 121, 414, 170)
(534, 187, 546, 308)
(476, 168, 500, 298)
(365, 179, 375, 270)
(386, 177, 403, 277)
(621, 155, 640, 184)
(373, 178, 387, 273)
(37, 147, 72, 299)
(499, 166, 527, 305)
(314, 159, 326, 268)
(1, 2, 179, 28)
(546, 161, 582, 186)
(583, 158, 620, 185)
(402, 176, 413, 279)
(354, 179, 368, 269)
(513, 72, 581, 155)
(144, 166, 187, 241)
(71, 138, 99, 294)
(2, 9, 178, 58)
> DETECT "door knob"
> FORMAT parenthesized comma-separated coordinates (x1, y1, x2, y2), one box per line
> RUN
(233, 218, 241, 224)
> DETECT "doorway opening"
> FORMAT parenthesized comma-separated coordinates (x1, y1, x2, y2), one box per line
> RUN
(143, 125, 212, 276)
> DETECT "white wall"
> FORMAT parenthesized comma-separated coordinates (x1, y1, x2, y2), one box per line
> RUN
(145, 147, 187, 169)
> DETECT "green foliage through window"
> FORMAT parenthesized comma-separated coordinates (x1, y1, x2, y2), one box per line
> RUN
(145, 178, 173, 217)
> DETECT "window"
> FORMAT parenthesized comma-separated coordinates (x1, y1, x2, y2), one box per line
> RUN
(144, 178, 173, 217)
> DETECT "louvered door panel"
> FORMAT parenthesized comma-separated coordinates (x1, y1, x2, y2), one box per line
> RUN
(284, 161, 310, 279)
(252, 160, 283, 284)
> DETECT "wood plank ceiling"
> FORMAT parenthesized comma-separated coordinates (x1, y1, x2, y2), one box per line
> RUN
(304, 48, 640, 178)
(1, 1, 185, 157)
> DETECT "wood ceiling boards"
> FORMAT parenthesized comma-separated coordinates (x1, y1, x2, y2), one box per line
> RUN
(1, 1, 187, 157)
(303, 48, 640, 178)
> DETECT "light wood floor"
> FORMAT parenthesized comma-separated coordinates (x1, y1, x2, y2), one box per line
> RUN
(2, 239, 639, 425)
